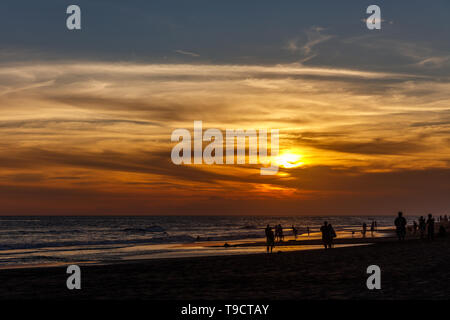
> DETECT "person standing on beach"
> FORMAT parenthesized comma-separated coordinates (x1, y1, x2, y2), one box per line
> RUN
(394, 211, 407, 241)
(278, 224, 284, 242)
(426, 214, 435, 240)
(328, 223, 336, 248)
(413, 221, 418, 235)
(265, 225, 275, 253)
(370, 221, 375, 237)
(292, 225, 298, 240)
(320, 221, 331, 249)
(362, 222, 367, 238)
(419, 216, 426, 239)
(307, 226, 310, 237)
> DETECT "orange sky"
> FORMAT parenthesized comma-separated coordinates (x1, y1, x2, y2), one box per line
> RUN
(0, 62, 449, 215)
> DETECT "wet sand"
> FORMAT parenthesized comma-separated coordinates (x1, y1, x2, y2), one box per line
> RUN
(1, 232, 449, 300)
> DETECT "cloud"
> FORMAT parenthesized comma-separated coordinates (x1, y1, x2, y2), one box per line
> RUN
(286, 27, 334, 61)
(0, 60, 448, 214)
(299, 138, 427, 156)
(174, 50, 200, 57)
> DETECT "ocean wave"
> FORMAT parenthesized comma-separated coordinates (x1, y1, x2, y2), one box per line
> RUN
(0, 234, 196, 251)
(239, 225, 258, 230)
(122, 226, 166, 233)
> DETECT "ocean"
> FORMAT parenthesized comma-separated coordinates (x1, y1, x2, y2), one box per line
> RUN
(0, 215, 409, 268)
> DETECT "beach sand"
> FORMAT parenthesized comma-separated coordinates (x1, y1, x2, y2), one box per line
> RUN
(1, 232, 449, 300)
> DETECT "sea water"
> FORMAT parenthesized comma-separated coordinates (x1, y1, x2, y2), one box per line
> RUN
(0, 215, 409, 268)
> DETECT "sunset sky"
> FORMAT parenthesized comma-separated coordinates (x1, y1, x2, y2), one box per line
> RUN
(0, 0, 449, 215)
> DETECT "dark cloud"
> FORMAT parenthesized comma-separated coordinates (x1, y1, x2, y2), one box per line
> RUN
(0, 118, 160, 129)
(299, 138, 427, 155)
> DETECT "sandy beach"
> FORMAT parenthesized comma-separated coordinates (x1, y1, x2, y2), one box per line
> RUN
(1, 230, 449, 300)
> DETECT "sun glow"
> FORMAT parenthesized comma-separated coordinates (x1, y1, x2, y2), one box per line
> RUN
(275, 152, 305, 169)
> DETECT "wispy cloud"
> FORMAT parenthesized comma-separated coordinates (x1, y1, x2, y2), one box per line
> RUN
(174, 49, 200, 57)
(286, 27, 334, 62)
(0, 60, 448, 214)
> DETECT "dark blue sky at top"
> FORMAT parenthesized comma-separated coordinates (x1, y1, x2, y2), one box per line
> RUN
(0, 0, 449, 74)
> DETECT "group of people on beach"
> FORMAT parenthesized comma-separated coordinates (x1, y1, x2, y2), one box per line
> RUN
(265, 222, 334, 252)
(402, 212, 448, 241)
(360, 220, 377, 238)
(319, 221, 336, 249)
(264, 224, 309, 253)
(264, 212, 448, 253)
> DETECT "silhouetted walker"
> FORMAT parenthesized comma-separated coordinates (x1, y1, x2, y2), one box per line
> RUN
(265, 224, 275, 253)
(394, 211, 407, 241)
(362, 222, 367, 238)
(438, 225, 447, 238)
(426, 214, 435, 240)
(418, 216, 426, 239)
(306, 226, 310, 237)
(413, 221, 418, 235)
(370, 221, 375, 237)
(278, 224, 284, 242)
(292, 225, 298, 240)
(320, 221, 332, 249)
(274, 225, 280, 242)
(328, 223, 336, 248)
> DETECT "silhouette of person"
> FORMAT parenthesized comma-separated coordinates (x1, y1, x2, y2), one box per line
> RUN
(274, 224, 280, 242)
(413, 221, 418, 235)
(394, 211, 407, 241)
(370, 221, 375, 236)
(278, 224, 284, 242)
(328, 223, 336, 248)
(265, 224, 275, 253)
(362, 222, 367, 238)
(320, 221, 331, 249)
(292, 225, 298, 240)
(307, 226, 310, 237)
(426, 214, 435, 240)
(419, 216, 426, 239)
(438, 225, 446, 238)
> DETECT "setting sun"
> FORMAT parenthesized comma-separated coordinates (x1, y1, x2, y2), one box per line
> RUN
(275, 152, 305, 169)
